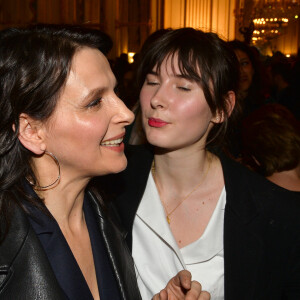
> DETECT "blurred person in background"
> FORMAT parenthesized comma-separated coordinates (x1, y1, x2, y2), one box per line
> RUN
(241, 103, 300, 192)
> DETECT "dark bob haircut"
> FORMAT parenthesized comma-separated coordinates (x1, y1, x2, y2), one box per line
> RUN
(136, 27, 240, 148)
(0, 24, 112, 239)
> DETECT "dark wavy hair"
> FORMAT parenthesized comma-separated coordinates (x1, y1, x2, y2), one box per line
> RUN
(241, 104, 300, 176)
(0, 24, 112, 241)
(135, 27, 240, 148)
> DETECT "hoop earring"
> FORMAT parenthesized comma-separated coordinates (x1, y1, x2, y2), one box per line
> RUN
(27, 151, 61, 191)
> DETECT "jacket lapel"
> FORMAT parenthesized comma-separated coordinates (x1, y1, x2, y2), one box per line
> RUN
(221, 154, 265, 299)
(100, 144, 154, 251)
(87, 190, 142, 300)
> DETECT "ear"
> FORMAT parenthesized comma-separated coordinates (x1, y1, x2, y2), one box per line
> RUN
(17, 113, 46, 155)
(211, 91, 236, 124)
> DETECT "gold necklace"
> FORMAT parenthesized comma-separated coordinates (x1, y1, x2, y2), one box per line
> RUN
(151, 156, 211, 224)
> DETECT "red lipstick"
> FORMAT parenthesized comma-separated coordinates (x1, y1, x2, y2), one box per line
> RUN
(148, 118, 169, 128)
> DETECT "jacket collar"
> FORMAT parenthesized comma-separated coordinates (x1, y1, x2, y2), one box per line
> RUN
(219, 153, 259, 223)
(87, 190, 142, 300)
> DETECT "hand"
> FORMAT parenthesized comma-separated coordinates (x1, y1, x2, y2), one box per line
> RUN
(152, 270, 210, 300)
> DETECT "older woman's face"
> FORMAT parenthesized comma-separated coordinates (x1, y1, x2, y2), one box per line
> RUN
(43, 48, 134, 178)
(234, 49, 254, 93)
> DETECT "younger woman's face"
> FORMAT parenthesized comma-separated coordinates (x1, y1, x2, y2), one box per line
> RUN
(140, 54, 217, 152)
(42, 47, 134, 179)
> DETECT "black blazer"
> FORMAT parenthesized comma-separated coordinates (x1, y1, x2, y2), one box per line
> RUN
(0, 190, 141, 300)
(100, 144, 300, 300)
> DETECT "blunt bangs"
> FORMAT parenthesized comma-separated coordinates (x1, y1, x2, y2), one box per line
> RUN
(136, 27, 240, 148)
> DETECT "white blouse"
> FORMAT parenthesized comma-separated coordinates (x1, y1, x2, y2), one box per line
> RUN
(132, 171, 226, 300)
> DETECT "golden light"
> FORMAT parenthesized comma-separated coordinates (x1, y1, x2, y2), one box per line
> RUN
(128, 52, 135, 64)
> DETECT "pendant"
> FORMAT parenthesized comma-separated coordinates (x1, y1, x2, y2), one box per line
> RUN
(167, 216, 170, 224)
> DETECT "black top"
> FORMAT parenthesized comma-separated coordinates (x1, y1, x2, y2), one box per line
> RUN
(25, 190, 121, 300)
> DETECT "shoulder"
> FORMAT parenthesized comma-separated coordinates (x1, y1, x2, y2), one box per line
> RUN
(0, 201, 30, 264)
(0, 200, 66, 299)
(219, 153, 300, 227)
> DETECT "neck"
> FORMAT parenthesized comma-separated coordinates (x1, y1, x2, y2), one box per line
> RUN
(153, 147, 212, 198)
(31, 154, 91, 229)
(34, 172, 90, 231)
(267, 165, 300, 192)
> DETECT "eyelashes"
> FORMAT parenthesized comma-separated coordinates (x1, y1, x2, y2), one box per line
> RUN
(177, 86, 191, 92)
(146, 81, 159, 86)
(87, 97, 102, 108)
(145, 81, 191, 92)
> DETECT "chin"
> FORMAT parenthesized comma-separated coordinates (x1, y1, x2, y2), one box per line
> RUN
(110, 159, 128, 174)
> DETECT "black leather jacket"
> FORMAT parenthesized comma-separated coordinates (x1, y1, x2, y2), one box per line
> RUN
(0, 190, 141, 300)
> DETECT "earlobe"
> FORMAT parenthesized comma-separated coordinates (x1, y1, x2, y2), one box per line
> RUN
(17, 113, 46, 155)
(212, 112, 223, 124)
(211, 91, 236, 124)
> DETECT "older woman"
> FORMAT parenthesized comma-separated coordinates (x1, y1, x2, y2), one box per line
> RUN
(0, 25, 207, 300)
(100, 28, 300, 299)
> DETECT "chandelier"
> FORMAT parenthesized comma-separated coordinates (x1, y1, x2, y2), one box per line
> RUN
(252, 0, 300, 43)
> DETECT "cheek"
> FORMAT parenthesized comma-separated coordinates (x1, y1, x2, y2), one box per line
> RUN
(176, 97, 211, 121)
(49, 116, 107, 148)
(139, 88, 151, 108)
(245, 65, 254, 78)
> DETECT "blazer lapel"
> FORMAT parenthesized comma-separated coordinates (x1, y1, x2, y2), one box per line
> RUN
(221, 154, 265, 299)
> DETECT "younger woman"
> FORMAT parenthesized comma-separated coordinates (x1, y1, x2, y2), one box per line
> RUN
(101, 28, 300, 299)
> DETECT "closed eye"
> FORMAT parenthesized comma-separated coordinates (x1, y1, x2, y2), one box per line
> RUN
(146, 81, 159, 86)
(87, 97, 102, 108)
(178, 86, 191, 91)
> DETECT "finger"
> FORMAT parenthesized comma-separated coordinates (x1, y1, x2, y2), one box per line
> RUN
(159, 289, 168, 300)
(152, 293, 159, 300)
(184, 280, 202, 300)
(199, 291, 211, 300)
(177, 270, 192, 290)
(152, 289, 168, 300)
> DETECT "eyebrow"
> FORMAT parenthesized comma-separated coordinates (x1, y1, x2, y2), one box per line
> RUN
(147, 70, 194, 81)
(83, 87, 106, 102)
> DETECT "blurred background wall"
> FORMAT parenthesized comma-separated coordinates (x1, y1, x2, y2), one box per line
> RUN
(0, 0, 299, 59)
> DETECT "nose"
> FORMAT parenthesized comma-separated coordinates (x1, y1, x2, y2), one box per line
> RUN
(114, 96, 135, 126)
(149, 85, 167, 109)
(239, 64, 246, 73)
